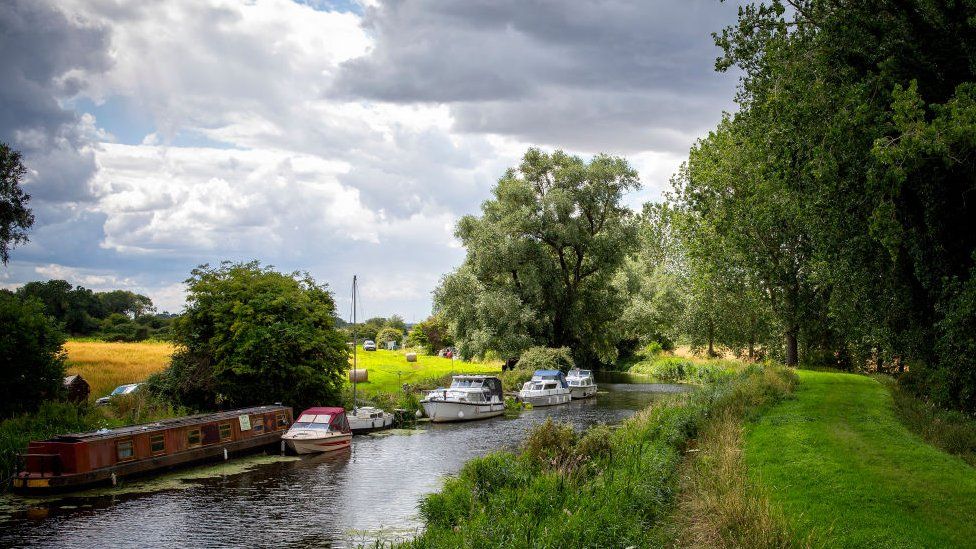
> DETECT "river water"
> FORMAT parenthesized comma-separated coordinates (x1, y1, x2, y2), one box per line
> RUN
(0, 373, 688, 548)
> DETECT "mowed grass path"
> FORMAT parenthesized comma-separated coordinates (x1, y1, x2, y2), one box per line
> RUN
(349, 348, 500, 396)
(65, 340, 175, 400)
(746, 370, 976, 547)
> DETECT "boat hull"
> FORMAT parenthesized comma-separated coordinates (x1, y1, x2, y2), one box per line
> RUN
(284, 433, 352, 454)
(570, 386, 597, 399)
(421, 400, 504, 423)
(519, 391, 571, 407)
(349, 416, 394, 433)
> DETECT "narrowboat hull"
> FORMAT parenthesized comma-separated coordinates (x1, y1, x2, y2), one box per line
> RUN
(570, 385, 598, 399)
(12, 430, 284, 494)
(421, 400, 505, 422)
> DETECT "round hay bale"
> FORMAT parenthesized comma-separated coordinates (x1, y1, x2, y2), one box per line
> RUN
(348, 368, 368, 382)
(405, 352, 418, 362)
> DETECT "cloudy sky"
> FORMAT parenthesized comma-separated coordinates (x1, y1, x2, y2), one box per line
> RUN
(0, 0, 740, 320)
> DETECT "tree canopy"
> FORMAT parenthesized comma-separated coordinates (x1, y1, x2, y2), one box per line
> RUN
(435, 148, 640, 364)
(0, 143, 33, 266)
(0, 292, 66, 418)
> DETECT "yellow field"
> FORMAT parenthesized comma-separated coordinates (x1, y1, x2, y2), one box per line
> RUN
(65, 340, 175, 400)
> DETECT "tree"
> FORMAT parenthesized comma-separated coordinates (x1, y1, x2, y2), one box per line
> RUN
(407, 314, 454, 354)
(99, 290, 155, 318)
(0, 143, 33, 265)
(375, 326, 403, 346)
(436, 148, 640, 364)
(0, 292, 66, 417)
(147, 261, 347, 410)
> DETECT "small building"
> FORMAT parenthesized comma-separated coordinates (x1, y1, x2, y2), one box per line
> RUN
(63, 375, 90, 403)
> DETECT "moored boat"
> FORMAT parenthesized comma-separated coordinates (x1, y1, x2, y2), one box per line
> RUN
(566, 368, 598, 399)
(518, 370, 571, 407)
(12, 404, 293, 494)
(348, 406, 394, 433)
(421, 375, 505, 422)
(282, 407, 352, 454)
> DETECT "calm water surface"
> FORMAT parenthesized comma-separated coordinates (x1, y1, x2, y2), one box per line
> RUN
(0, 373, 688, 548)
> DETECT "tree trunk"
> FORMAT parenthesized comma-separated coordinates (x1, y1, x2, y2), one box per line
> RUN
(748, 339, 755, 361)
(707, 319, 715, 357)
(785, 328, 798, 366)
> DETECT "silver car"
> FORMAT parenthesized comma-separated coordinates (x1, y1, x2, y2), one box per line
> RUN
(96, 383, 141, 405)
(363, 340, 377, 351)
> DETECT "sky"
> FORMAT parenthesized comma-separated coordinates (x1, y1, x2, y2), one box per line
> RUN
(0, 0, 741, 321)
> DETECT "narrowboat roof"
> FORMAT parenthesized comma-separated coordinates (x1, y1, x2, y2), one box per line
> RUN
(49, 404, 291, 442)
(298, 407, 346, 416)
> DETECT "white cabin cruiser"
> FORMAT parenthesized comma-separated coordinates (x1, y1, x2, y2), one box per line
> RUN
(348, 406, 394, 433)
(421, 375, 505, 423)
(518, 370, 571, 407)
(566, 368, 598, 399)
(282, 407, 352, 454)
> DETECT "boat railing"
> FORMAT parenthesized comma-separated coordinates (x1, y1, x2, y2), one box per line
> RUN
(17, 453, 62, 477)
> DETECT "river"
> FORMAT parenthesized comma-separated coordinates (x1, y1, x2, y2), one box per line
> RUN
(0, 373, 688, 548)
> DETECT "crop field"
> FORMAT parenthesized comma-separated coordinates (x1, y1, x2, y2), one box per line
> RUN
(65, 340, 175, 400)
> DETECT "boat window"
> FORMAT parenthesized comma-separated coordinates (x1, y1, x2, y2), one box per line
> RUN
(219, 423, 232, 442)
(290, 421, 331, 430)
(276, 412, 289, 428)
(117, 440, 135, 461)
(150, 434, 166, 454)
(187, 428, 202, 448)
(251, 416, 264, 433)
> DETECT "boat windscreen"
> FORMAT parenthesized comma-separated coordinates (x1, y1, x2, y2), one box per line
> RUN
(298, 413, 332, 423)
(291, 422, 330, 430)
(451, 379, 482, 388)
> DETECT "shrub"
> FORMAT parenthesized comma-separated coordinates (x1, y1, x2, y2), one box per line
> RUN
(515, 346, 575, 373)
(0, 293, 67, 418)
(376, 326, 404, 346)
(0, 401, 101, 484)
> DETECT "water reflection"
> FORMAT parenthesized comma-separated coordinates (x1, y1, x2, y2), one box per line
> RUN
(0, 374, 689, 548)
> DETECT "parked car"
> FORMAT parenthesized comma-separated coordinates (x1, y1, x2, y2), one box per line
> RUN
(363, 340, 377, 351)
(96, 383, 142, 405)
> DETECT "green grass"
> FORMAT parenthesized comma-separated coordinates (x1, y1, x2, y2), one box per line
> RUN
(347, 349, 500, 398)
(402, 364, 796, 548)
(745, 370, 976, 547)
(626, 354, 740, 384)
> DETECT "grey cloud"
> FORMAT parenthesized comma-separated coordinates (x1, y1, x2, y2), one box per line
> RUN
(0, 0, 111, 204)
(334, 0, 740, 153)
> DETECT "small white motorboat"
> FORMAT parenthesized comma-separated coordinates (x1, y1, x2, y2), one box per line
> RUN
(282, 407, 352, 454)
(566, 368, 598, 399)
(421, 375, 505, 423)
(518, 370, 571, 407)
(348, 406, 394, 433)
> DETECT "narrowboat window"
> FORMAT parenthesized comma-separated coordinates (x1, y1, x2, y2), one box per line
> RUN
(187, 428, 202, 448)
(117, 440, 135, 461)
(150, 434, 166, 454)
(219, 423, 232, 441)
(251, 415, 264, 433)
(276, 412, 288, 428)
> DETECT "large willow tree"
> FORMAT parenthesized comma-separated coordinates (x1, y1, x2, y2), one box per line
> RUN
(435, 148, 639, 365)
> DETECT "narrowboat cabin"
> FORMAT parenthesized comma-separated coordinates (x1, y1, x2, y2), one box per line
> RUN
(12, 404, 293, 494)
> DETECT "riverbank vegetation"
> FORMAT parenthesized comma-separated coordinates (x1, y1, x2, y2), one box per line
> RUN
(404, 364, 796, 547)
(745, 371, 976, 546)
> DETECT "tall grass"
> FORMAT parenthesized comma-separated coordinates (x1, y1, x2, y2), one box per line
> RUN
(879, 376, 976, 466)
(65, 340, 175, 399)
(628, 355, 740, 384)
(402, 365, 797, 547)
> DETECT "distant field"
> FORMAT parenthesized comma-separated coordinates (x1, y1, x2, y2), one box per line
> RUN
(64, 341, 499, 401)
(348, 348, 501, 396)
(65, 340, 175, 400)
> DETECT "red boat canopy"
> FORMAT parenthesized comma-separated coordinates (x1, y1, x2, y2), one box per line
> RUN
(294, 407, 350, 434)
(299, 407, 345, 417)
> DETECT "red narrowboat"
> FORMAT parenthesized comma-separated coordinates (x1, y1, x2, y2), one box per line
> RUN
(12, 404, 293, 494)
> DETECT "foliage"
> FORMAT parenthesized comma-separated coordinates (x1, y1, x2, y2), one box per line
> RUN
(375, 326, 403, 345)
(405, 365, 796, 548)
(0, 293, 66, 418)
(514, 346, 574, 373)
(405, 314, 453, 354)
(435, 148, 640, 365)
(628, 355, 737, 385)
(148, 261, 348, 411)
(0, 142, 34, 265)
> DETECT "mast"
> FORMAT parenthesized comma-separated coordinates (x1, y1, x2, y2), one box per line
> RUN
(352, 275, 358, 413)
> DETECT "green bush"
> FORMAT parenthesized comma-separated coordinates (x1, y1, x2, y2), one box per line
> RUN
(0, 293, 67, 418)
(0, 401, 101, 485)
(515, 346, 575, 373)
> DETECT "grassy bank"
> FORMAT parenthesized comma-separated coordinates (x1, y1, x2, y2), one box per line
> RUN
(65, 340, 175, 400)
(745, 370, 976, 546)
(348, 349, 500, 398)
(626, 352, 740, 385)
(402, 364, 795, 547)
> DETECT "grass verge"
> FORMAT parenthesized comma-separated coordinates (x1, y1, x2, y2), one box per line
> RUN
(401, 364, 795, 548)
(745, 370, 976, 547)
